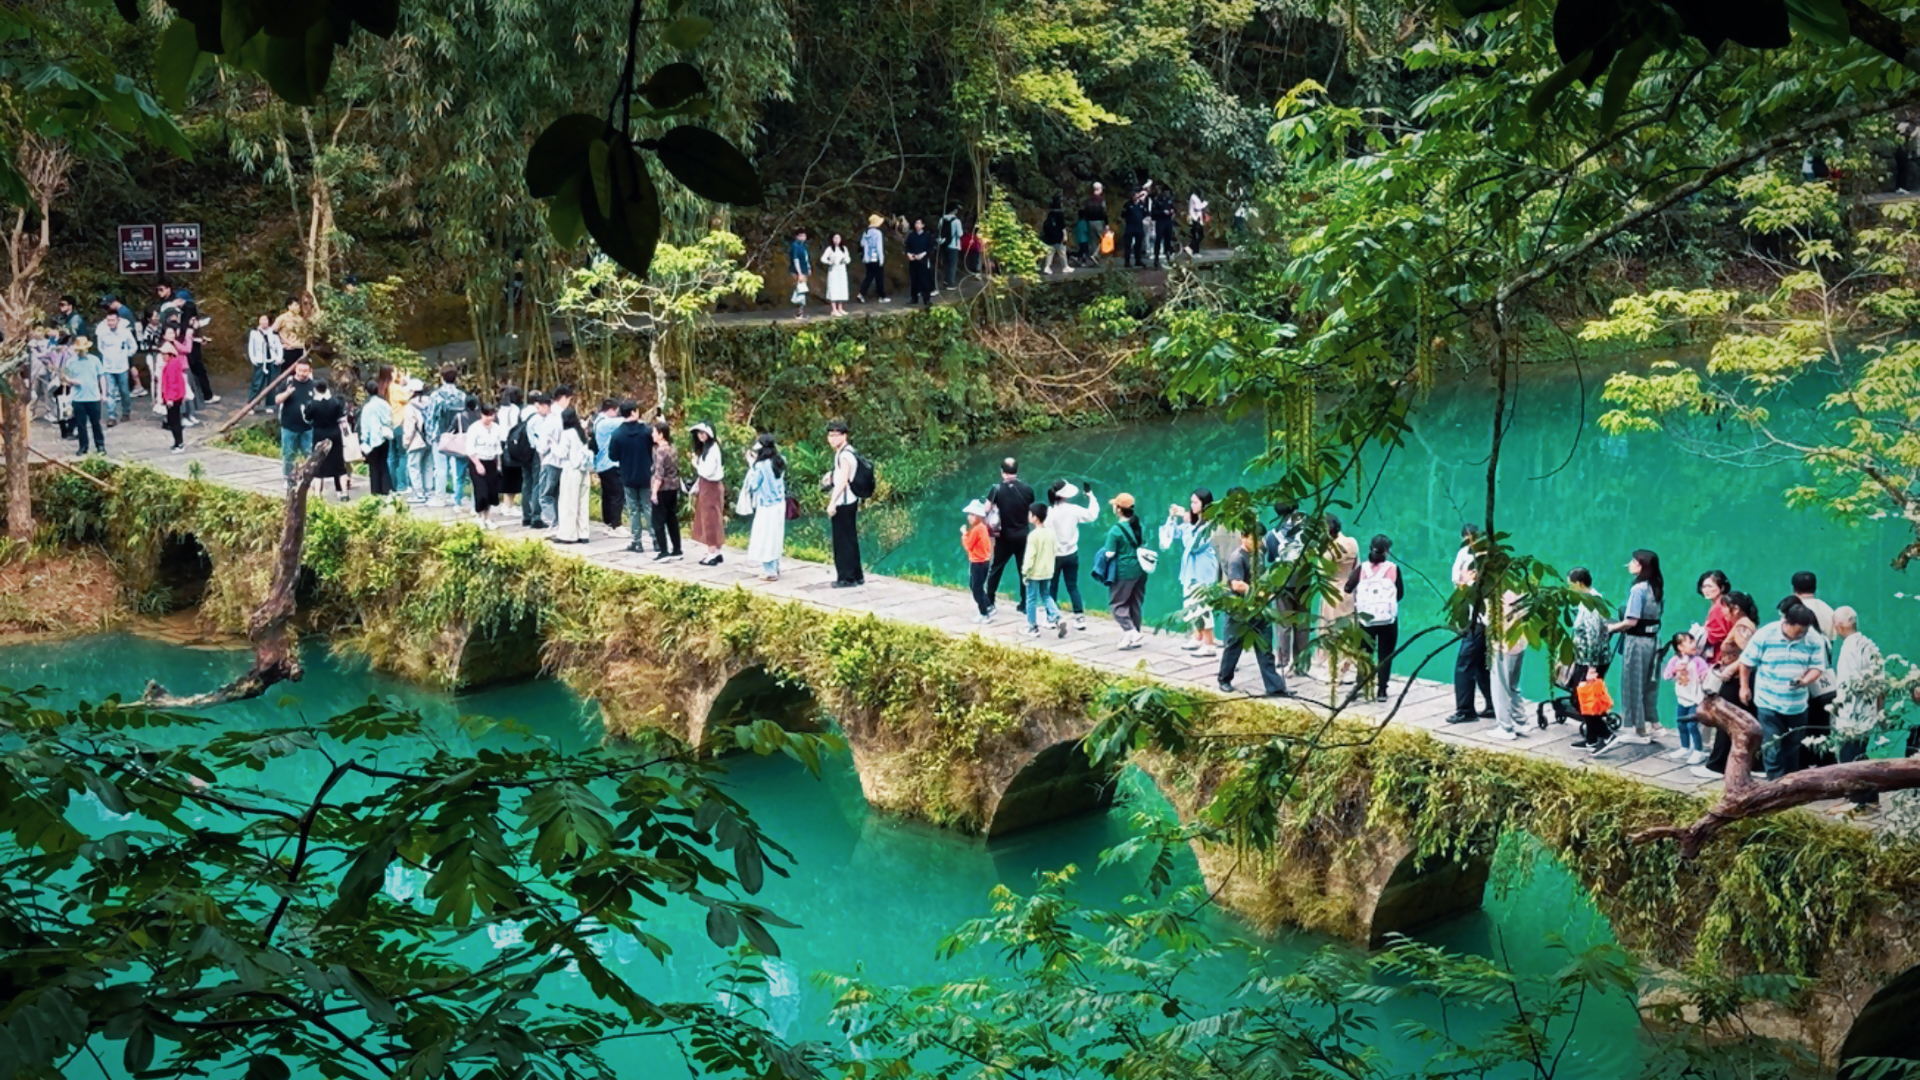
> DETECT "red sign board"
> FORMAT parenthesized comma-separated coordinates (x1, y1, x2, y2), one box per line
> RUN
(161, 223, 202, 274)
(118, 225, 157, 274)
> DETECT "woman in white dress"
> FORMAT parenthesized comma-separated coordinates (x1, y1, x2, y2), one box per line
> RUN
(744, 433, 788, 580)
(822, 234, 852, 317)
(551, 407, 594, 544)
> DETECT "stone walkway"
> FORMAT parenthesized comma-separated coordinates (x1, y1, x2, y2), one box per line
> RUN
(20, 388, 1735, 804)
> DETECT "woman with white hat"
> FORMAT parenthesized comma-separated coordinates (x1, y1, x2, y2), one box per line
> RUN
(688, 422, 727, 564)
(962, 498, 993, 622)
(1046, 479, 1100, 630)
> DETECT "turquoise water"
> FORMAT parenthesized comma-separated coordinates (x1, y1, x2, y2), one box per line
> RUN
(1, 636, 1650, 1076)
(876, 359, 1913, 704)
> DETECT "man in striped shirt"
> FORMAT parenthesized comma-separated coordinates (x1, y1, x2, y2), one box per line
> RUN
(1739, 603, 1828, 780)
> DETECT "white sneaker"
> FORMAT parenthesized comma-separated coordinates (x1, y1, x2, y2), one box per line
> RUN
(1193, 646, 1218, 658)
(1661, 749, 1691, 761)
(205, 396, 222, 404)
(1489, 729, 1519, 741)
(183, 418, 200, 427)
(1623, 732, 1653, 745)
(1023, 626, 1041, 638)
(1687, 765, 1719, 780)
(1074, 616, 1086, 630)
(1686, 750, 1708, 765)
(1180, 641, 1200, 651)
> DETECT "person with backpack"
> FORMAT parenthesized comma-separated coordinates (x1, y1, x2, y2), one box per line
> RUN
(1099, 493, 1148, 650)
(984, 458, 1036, 615)
(422, 366, 466, 507)
(1263, 503, 1311, 676)
(495, 387, 523, 509)
(824, 419, 866, 587)
(606, 400, 653, 553)
(1219, 522, 1289, 698)
(1344, 534, 1404, 701)
(1041, 195, 1071, 275)
(937, 206, 963, 291)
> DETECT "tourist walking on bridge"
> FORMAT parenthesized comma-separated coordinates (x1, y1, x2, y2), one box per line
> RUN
(551, 408, 594, 544)
(1567, 567, 1613, 750)
(1345, 534, 1403, 701)
(159, 325, 187, 454)
(1446, 524, 1494, 725)
(1042, 196, 1071, 275)
(858, 215, 889, 303)
(905, 219, 934, 306)
(1218, 521, 1289, 698)
(689, 423, 726, 565)
(1740, 601, 1828, 779)
(1021, 504, 1065, 638)
(1100, 493, 1148, 650)
(937, 206, 964, 291)
(466, 404, 505, 528)
(825, 420, 865, 587)
(1833, 607, 1889, 813)
(1121, 191, 1148, 268)
(273, 359, 316, 484)
(650, 420, 684, 560)
(1077, 182, 1108, 265)
(95, 310, 135, 425)
(1689, 590, 1759, 779)
(963, 500, 992, 622)
(1605, 549, 1665, 747)
(1046, 480, 1099, 631)
(985, 459, 1036, 614)
(1264, 503, 1310, 677)
(246, 315, 283, 413)
(1319, 515, 1359, 686)
(305, 380, 351, 501)
(1790, 571, 1840, 766)
(62, 335, 106, 455)
(607, 401, 653, 554)
(359, 380, 395, 496)
(744, 434, 788, 580)
(788, 229, 812, 320)
(401, 380, 431, 502)
(1487, 587, 1529, 741)
(1162, 490, 1220, 657)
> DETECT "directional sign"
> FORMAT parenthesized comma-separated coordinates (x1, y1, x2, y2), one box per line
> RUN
(118, 225, 157, 274)
(161, 223, 202, 274)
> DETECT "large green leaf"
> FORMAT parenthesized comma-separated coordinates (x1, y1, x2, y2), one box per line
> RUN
(580, 141, 661, 277)
(155, 20, 202, 112)
(639, 62, 707, 109)
(1551, 0, 1623, 84)
(649, 125, 763, 205)
(524, 112, 607, 199)
(662, 15, 712, 49)
(1785, 0, 1850, 46)
(220, 0, 261, 55)
(548, 173, 587, 248)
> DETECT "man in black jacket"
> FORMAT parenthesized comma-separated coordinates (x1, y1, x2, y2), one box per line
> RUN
(605, 399, 654, 553)
(984, 457, 1036, 614)
(1121, 192, 1149, 269)
(1150, 189, 1177, 268)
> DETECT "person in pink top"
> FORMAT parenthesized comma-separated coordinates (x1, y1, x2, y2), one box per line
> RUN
(159, 326, 189, 453)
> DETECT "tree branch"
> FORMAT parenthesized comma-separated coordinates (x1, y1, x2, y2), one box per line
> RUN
(1630, 695, 1920, 857)
(142, 441, 331, 708)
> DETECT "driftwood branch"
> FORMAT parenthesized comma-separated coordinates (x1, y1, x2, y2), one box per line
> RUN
(29, 445, 114, 490)
(217, 366, 297, 436)
(1629, 695, 1920, 857)
(142, 440, 331, 709)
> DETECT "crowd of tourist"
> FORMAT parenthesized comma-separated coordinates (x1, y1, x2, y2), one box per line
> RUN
(781, 180, 1238, 317)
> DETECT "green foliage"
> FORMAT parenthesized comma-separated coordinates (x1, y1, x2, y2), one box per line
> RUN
(311, 276, 428, 375)
(978, 190, 1049, 278)
(819, 865, 1812, 1079)
(0, 682, 839, 1079)
(1593, 175, 1920, 569)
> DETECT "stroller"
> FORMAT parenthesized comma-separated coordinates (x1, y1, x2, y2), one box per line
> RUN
(1535, 662, 1622, 748)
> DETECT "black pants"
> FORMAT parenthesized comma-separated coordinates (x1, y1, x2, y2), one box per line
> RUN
(522, 453, 544, 525)
(1124, 229, 1146, 267)
(909, 262, 934, 304)
(940, 248, 959, 289)
(1452, 623, 1493, 715)
(72, 400, 105, 453)
(831, 503, 863, 583)
(1048, 552, 1085, 614)
(652, 489, 682, 555)
(1190, 223, 1204, 251)
(366, 441, 393, 494)
(1703, 686, 1753, 774)
(859, 261, 887, 299)
(969, 561, 991, 616)
(1804, 691, 1837, 768)
(1220, 620, 1287, 695)
(165, 400, 183, 448)
(986, 532, 1028, 610)
(187, 342, 214, 402)
(472, 457, 500, 512)
(1153, 219, 1175, 264)
(1364, 621, 1399, 697)
(598, 469, 624, 527)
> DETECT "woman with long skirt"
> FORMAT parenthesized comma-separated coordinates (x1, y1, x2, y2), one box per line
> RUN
(744, 433, 787, 580)
(552, 407, 593, 544)
(1604, 548, 1665, 747)
(688, 422, 726, 565)
(305, 380, 351, 500)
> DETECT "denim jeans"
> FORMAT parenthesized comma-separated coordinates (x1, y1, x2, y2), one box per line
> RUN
(1676, 703, 1702, 751)
(280, 427, 314, 479)
(1024, 579, 1060, 628)
(406, 448, 430, 496)
(248, 364, 274, 410)
(105, 371, 131, 419)
(623, 485, 651, 548)
(538, 464, 561, 526)
(431, 449, 467, 504)
(1756, 707, 1805, 780)
(71, 400, 105, 453)
(1453, 622, 1493, 715)
(388, 438, 409, 492)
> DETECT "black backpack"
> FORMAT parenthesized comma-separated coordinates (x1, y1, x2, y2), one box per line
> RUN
(849, 453, 877, 500)
(505, 417, 535, 466)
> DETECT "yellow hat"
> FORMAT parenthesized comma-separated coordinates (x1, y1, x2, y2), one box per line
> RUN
(1109, 492, 1135, 510)
(868, 214, 884, 227)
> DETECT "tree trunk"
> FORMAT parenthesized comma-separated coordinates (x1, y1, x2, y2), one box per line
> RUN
(1630, 695, 1920, 856)
(648, 333, 669, 417)
(0, 135, 73, 540)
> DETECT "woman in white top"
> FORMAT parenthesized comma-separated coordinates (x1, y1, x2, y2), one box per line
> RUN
(744, 433, 788, 580)
(1343, 534, 1404, 702)
(1045, 480, 1101, 631)
(688, 422, 726, 565)
(821, 234, 852, 316)
(465, 404, 506, 528)
(551, 407, 594, 544)
(359, 380, 396, 496)
(1187, 191, 1208, 253)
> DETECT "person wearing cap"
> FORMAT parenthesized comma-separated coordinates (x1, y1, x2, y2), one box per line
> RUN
(1100, 493, 1149, 649)
(858, 215, 889, 303)
(62, 335, 108, 454)
(961, 499, 993, 622)
(1046, 479, 1100, 631)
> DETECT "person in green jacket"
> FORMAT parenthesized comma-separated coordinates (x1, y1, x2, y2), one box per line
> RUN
(1102, 493, 1148, 650)
(1022, 504, 1064, 638)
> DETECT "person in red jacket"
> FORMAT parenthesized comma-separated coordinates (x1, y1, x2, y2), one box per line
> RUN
(962, 499, 992, 623)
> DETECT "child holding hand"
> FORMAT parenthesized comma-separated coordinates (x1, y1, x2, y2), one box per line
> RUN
(1663, 631, 1711, 765)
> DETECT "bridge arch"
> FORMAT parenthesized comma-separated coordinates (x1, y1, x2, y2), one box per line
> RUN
(704, 663, 822, 739)
(1840, 965, 1920, 1079)
(986, 738, 1117, 837)
(1368, 848, 1493, 948)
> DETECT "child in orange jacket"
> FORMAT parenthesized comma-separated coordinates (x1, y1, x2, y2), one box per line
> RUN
(963, 499, 993, 623)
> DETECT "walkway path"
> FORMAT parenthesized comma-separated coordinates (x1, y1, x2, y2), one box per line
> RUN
(21, 390, 1735, 805)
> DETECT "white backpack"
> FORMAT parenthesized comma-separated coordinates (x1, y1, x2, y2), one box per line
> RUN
(1354, 560, 1399, 624)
